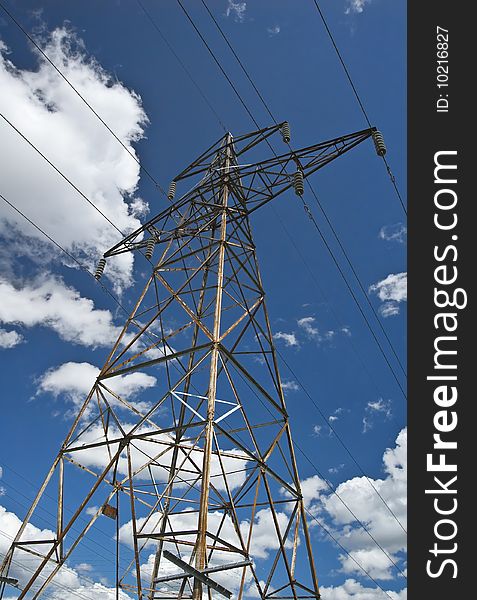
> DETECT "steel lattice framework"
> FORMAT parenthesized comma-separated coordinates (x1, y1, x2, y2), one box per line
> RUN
(0, 123, 377, 600)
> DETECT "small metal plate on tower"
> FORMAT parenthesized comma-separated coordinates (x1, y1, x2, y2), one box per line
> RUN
(101, 503, 117, 519)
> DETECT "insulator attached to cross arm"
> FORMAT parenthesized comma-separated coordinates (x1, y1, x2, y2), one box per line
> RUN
(145, 238, 155, 260)
(372, 130, 387, 156)
(293, 169, 304, 196)
(94, 258, 106, 280)
(280, 121, 291, 144)
(167, 181, 176, 200)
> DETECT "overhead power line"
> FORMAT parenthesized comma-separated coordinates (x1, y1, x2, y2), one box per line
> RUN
(0, 0, 168, 198)
(0, 113, 124, 237)
(276, 346, 407, 535)
(1, 0, 406, 399)
(310, 0, 407, 215)
(0, 189, 406, 595)
(1, 12, 406, 542)
(119, 1, 407, 543)
(234, 360, 406, 579)
(0, 7, 407, 590)
(302, 509, 397, 600)
(177, 0, 406, 397)
(199, 0, 406, 380)
(135, 0, 227, 132)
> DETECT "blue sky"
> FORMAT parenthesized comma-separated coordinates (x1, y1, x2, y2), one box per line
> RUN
(0, 1, 406, 598)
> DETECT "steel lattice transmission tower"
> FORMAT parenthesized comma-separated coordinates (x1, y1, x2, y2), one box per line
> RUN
(0, 123, 380, 600)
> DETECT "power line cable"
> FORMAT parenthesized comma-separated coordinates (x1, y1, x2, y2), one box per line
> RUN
(232, 360, 406, 579)
(0, 0, 168, 198)
(301, 509, 397, 600)
(293, 446, 406, 579)
(121, 2, 408, 542)
(310, 0, 407, 215)
(0, 113, 124, 237)
(176, 0, 263, 133)
(1, 72, 407, 535)
(275, 346, 407, 534)
(199, 0, 406, 380)
(135, 0, 227, 133)
(175, 0, 406, 399)
(1, 9, 408, 574)
(1, 190, 407, 594)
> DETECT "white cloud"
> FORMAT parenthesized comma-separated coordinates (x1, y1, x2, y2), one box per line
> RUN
(299, 428, 407, 581)
(367, 398, 392, 418)
(75, 562, 94, 573)
(226, 1, 247, 22)
(60, 419, 249, 491)
(0, 28, 149, 290)
(267, 25, 281, 36)
(273, 331, 299, 347)
(281, 380, 299, 393)
(363, 398, 392, 433)
(345, 0, 372, 15)
(329, 407, 344, 424)
(320, 578, 406, 600)
(328, 464, 345, 475)
(297, 316, 319, 339)
(298, 317, 348, 344)
(313, 424, 322, 436)
(0, 275, 121, 347)
(369, 273, 407, 303)
(38, 361, 157, 412)
(0, 504, 131, 599)
(369, 273, 407, 317)
(120, 506, 290, 562)
(379, 223, 407, 244)
(0, 328, 23, 348)
(379, 302, 400, 318)
(300, 475, 327, 511)
(362, 416, 372, 433)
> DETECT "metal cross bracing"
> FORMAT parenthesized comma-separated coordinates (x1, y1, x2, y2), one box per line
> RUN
(0, 123, 379, 600)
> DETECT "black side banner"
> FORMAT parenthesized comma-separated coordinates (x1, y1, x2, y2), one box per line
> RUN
(408, 3, 472, 597)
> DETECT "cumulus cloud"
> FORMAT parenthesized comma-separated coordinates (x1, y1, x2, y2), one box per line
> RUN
(369, 273, 407, 317)
(0, 505, 130, 599)
(369, 273, 407, 303)
(379, 223, 407, 244)
(273, 331, 299, 347)
(120, 506, 290, 564)
(0, 275, 121, 347)
(320, 578, 406, 599)
(38, 361, 157, 413)
(0, 28, 149, 290)
(226, 1, 247, 22)
(300, 428, 407, 581)
(58, 418, 249, 491)
(0, 328, 23, 348)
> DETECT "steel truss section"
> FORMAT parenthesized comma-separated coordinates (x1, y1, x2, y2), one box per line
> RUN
(0, 124, 376, 600)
